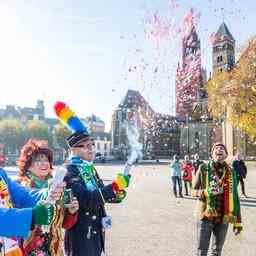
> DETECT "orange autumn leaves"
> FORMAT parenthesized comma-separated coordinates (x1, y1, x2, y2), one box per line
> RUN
(206, 37, 256, 139)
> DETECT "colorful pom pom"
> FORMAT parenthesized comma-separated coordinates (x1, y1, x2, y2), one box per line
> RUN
(68, 116, 86, 133)
(54, 101, 89, 133)
(54, 101, 66, 116)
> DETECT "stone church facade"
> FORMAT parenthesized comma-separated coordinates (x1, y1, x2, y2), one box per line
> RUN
(177, 21, 256, 159)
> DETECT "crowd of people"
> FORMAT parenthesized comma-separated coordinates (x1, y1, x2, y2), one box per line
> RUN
(170, 145, 248, 256)
(0, 101, 249, 256)
(170, 153, 203, 198)
(170, 152, 248, 199)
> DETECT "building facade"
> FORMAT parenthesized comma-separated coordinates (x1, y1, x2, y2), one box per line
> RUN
(0, 100, 45, 122)
(86, 115, 105, 133)
(85, 115, 111, 159)
(111, 90, 180, 160)
(175, 15, 206, 120)
(177, 23, 230, 159)
(212, 23, 256, 159)
(178, 21, 256, 159)
(91, 132, 111, 159)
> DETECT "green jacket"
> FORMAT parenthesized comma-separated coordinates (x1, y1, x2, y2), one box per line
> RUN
(192, 162, 208, 219)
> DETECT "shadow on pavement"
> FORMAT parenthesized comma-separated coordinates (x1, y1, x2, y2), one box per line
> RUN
(240, 196, 256, 208)
(240, 203, 256, 208)
(178, 196, 197, 201)
(240, 198, 256, 204)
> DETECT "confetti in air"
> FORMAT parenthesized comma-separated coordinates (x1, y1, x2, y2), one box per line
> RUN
(123, 111, 143, 175)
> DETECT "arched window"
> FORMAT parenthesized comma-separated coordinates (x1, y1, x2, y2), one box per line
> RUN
(217, 55, 223, 63)
(194, 132, 200, 152)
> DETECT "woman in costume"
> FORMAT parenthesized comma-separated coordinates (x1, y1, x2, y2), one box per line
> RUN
(54, 101, 131, 256)
(16, 139, 79, 256)
(0, 167, 65, 256)
(181, 155, 193, 196)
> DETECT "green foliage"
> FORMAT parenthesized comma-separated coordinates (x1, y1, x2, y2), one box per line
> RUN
(26, 120, 53, 147)
(0, 118, 25, 151)
(206, 36, 256, 140)
(54, 124, 72, 152)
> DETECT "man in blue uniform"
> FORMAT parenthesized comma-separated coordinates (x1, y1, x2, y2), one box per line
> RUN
(54, 101, 130, 256)
(64, 130, 130, 256)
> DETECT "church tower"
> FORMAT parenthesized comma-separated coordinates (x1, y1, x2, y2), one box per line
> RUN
(212, 22, 235, 74)
(175, 12, 205, 120)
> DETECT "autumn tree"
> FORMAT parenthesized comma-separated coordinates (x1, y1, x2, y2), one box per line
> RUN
(0, 118, 25, 153)
(206, 36, 256, 139)
(54, 124, 72, 152)
(26, 119, 53, 147)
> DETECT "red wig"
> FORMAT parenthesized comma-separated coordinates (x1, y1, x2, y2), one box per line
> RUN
(18, 139, 53, 177)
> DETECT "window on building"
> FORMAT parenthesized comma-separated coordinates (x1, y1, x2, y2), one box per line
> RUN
(217, 55, 223, 63)
(7, 147, 12, 155)
(194, 132, 200, 152)
(104, 143, 107, 150)
(228, 55, 234, 67)
(97, 142, 100, 150)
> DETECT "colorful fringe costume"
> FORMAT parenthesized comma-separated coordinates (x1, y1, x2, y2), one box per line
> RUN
(0, 176, 23, 256)
(193, 160, 242, 230)
(19, 175, 64, 256)
(17, 169, 77, 256)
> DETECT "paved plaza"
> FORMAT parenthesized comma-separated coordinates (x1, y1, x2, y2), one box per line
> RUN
(95, 163, 256, 256)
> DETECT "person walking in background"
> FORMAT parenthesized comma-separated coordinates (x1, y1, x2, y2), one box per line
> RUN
(192, 153, 204, 175)
(181, 155, 193, 196)
(232, 152, 248, 198)
(170, 154, 183, 198)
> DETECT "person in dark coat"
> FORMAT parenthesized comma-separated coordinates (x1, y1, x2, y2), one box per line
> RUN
(54, 101, 130, 256)
(232, 153, 248, 197)
(192, 153, 204, 175)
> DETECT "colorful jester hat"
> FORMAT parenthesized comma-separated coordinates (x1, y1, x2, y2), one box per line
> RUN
(54, 101, 90, 147)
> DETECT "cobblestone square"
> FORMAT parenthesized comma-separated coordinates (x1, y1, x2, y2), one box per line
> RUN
(96, 163, 256, 256)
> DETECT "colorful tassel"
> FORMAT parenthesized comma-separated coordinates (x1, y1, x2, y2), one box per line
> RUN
(54, 101, 89, 133)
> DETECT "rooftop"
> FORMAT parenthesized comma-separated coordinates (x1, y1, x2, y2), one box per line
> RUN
(215, 22, 235, 42)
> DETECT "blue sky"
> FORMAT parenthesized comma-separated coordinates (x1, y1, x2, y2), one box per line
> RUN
(0, 0, 255, 130)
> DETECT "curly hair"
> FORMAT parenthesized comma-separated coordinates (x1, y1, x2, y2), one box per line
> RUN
(18, 139, 53, 177)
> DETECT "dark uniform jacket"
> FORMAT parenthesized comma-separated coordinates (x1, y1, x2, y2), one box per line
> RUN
(231, 160, 247, 179)
(64, 163, 116, 256)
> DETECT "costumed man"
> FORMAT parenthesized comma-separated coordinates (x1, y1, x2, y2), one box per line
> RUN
(0, 168, 65, 256)
(192, 143, 242, 256)
(54, 102, 131, 256)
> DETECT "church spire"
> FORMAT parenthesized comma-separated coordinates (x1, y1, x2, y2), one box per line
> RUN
(212, 22, 235, 74)
(215, 22, 235, 43)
